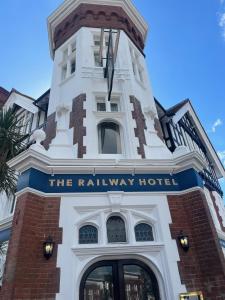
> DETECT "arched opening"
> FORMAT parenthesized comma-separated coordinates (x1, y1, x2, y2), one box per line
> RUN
(79, 259, 161, 300)
(79, 225, 98, 244)
(135, 223, 154, 242)
(107, 215, 126, 243)
(98, 121, 122, 154)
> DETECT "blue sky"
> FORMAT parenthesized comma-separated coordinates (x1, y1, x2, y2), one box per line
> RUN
(0, 0, 224, 193)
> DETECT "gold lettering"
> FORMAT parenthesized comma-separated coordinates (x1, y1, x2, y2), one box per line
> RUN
(109, 179, 119, 186)
(49, 179, 56, 187)
(78, 179, 85, 187)
(119, 179, 127, 186)
(148, 179, 156, 185)
(87, 179, 94, 187)
(139, 179, 147, 186)
(57, 179, 65, 187)
(102, 179, 108, 186)
(172, 179, 179, 186)
(156, 179, 163, 185)
(128, 178, 134, 185)
(66, 179, 73, 187)
(164, 179, 171, 186)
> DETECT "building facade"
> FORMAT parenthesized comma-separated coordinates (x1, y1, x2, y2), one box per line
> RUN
(0, 0, 225, 299)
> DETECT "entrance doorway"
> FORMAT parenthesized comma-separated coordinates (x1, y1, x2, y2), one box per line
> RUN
(80, 259, 161, 300)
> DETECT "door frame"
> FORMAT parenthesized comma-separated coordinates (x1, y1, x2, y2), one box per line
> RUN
(79, 259, 161, 300)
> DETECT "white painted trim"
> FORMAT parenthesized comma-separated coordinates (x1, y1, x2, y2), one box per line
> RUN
(15, 186, 204, 199)
(171, 102, 225, 178)
(72, 243, 164, 255)
(47, 0, 148, 58)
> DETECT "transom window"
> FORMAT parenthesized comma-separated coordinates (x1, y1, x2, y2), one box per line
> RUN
(95, 95, 120, 112)
(135, 223, 154, 242)
(98, 122, 122, 154)
(79, 225, 98, 244)
(107, 216, 126, 243)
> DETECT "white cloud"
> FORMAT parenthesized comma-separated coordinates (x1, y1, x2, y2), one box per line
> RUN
(211, 118, 223, 132)
(219, 13, 225, 39)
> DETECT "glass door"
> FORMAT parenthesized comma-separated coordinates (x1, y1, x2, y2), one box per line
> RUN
(80, 260, 160, 300)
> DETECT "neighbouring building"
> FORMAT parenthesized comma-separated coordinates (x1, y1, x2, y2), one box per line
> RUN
(0, 0, 225, 299)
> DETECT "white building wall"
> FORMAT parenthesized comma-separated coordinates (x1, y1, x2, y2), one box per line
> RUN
(56, 192, 185, 300)
(48, 27, 162, 160)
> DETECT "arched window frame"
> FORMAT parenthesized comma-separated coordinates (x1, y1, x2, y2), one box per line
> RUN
(97, 119, 123, 155)
(78, 223, 98, 245)
(106, 214, 127, 244)
(134, 221, 155, 242)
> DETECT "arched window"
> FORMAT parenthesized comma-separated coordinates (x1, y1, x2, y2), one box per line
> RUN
(98, 122, 121, 154)
(79, 225, 98, 244)
(107, 216, 126, 243)
(135, 223, 154, 242)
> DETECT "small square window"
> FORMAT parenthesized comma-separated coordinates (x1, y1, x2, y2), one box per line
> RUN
(94, 51, 102, 67)
(97, 102, 106, 112)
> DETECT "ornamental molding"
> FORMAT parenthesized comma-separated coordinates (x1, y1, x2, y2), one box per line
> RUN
(72, 243, 164, 257)
(8, 148, 207, 175)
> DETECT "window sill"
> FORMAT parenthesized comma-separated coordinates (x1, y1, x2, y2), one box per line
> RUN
(93, 111, 124, 118)
(59, 72, 76, 86)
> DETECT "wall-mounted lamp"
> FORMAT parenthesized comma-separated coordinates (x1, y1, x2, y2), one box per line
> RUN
(178, 231, 189, 252)
(43, 236, 54, 259)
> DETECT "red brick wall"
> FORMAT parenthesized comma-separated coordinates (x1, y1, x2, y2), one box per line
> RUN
(54, 3, 145, 54)
(168, 190, 225, 299)
(0, 193, 62, 300)
(130, 96, 147, 158)
(69, 94, 86, 158)
(42, 112, 57, 150)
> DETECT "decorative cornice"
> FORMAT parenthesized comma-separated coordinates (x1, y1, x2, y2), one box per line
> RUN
(48, 1, 148, 57)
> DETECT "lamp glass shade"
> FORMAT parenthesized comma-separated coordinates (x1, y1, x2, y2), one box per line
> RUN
(43, 236, 54, 259)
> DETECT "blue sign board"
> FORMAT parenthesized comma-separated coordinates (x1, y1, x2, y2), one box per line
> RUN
(17, 168, 203, 194)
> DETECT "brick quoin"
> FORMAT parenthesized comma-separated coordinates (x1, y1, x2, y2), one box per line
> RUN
(0, 193, 62, 300)
(69, 93, 86, 158)
(168, 190, 225, 300)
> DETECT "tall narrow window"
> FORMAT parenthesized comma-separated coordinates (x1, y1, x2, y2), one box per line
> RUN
(98, 122, 121, 154)
(107, 216, 126, 243)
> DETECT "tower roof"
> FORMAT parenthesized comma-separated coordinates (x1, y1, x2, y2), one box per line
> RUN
(47, 0, 148, 58)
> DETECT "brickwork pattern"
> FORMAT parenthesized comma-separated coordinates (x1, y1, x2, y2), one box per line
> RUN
(54, 3, 145, 54)
(42, 112, 57, 150)
(210, 191, 225, 232)
(168, 190, 225, 299)
(130, 96, 147, 158)
(0, 193, 62, 300)
(69, 94, 86, 158)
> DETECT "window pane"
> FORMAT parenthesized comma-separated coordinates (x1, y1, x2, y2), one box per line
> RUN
(135, 223, 154, 242)
(110, 103, 118, 112)
(71, 59, 76, 74)
(123, 265, 156, 300)
(84, 266, 114, 300)
(97, 102, 106, 112)
(98, 122, 121, 154)
(79, 225, 98, 244)
(62, 64, 67, 80)
(107, 216, 126, 243)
